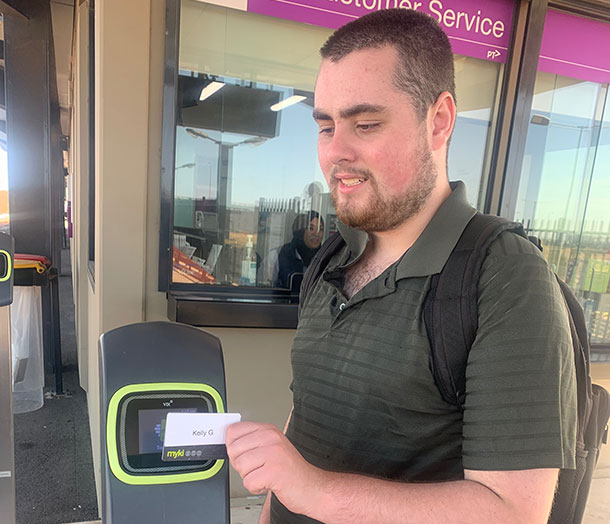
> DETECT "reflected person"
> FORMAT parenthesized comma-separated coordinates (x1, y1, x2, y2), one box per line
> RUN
(274, 211, 324, 289)
(260, 211, 325, 289)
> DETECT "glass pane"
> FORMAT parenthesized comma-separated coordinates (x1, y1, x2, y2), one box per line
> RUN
(514, 72, 610, 348)
(172, 1, 503, 290)
(450, 55, 503, 208)
(174, 3, 333, 289)
(173, 75, 330, 288)
(578, 89, 610, 347)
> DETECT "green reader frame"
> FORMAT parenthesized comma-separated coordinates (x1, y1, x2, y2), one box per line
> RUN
(106, 382, 225, 485)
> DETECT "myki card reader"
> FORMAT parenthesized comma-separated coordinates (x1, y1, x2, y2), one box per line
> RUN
(99, 321, 230, 524)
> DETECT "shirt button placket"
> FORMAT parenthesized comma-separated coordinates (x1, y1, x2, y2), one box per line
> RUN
(332, 301, 347, 323)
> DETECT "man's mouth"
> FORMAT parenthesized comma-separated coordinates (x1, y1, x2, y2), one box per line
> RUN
(331, 165, 371, 186)
(340, 178, 365, 187)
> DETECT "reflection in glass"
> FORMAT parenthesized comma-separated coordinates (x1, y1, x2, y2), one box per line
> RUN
(514, 72, 610, 349)
(172, 73, 333, 288)
(260, 211, 324, 290)
(449, 55, 503, 208)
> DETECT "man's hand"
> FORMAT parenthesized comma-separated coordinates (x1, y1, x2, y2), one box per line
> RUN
(226, 421, 323, 516)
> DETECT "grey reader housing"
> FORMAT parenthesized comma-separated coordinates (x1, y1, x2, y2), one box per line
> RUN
(99, 321, 230, 524)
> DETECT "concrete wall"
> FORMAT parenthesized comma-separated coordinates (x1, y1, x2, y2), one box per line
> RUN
(83, 0, 151, 508)
(68, 0, 295, 506)
(86, 282, 100, 508)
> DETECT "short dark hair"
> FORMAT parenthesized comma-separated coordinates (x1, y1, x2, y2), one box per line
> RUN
(320, 9, 456, 120)
(292, 210, 323, 233)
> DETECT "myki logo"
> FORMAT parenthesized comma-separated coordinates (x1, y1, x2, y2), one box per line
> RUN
(166, 449, 185, 458)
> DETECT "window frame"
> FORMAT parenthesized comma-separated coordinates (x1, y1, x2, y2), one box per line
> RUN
(159, 0, 521, 328)
(159, 0, 301, 328)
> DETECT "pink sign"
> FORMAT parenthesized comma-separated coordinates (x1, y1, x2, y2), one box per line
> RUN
(247, 0, 515, 63)
(539, 10, 610, 84)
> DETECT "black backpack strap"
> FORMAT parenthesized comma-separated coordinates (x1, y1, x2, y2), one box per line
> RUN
(423, 213, 527, 410)
(298, 232, 345, 315)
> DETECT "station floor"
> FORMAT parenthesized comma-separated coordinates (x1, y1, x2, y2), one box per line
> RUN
(70, 497, 266, 524)
(68, 497, 265, 524)
(69, 480, 610, 523)
(227, 482, 610, 523)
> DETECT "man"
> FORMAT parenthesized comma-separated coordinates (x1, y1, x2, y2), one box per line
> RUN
(226, 9, 576, 523)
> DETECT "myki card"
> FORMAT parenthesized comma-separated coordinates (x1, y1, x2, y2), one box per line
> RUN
(161, 412, 241, 461)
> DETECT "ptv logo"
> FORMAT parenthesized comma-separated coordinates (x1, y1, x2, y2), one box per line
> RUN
(487, 49, 501, 59)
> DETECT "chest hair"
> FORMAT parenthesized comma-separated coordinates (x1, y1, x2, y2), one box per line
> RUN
(343, 259, 387, 299)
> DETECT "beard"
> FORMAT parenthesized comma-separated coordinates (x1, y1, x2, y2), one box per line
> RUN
(329, 145, 437, 233)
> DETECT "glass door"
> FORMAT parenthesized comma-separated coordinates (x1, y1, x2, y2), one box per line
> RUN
(514, 73, 610, 354)
(512, 9, 610, 355)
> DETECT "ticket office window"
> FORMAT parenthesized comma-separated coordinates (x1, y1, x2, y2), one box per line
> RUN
(171, 1, 332, 296)
(164, 0, 504, 311)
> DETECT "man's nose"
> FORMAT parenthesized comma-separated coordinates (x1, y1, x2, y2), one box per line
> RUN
(324, 126, 357, 166)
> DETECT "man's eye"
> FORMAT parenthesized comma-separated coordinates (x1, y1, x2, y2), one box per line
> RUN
(318, 126, 334, 135)
(357, 123, 380, 132)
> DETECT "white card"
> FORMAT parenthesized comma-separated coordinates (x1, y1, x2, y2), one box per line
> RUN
(163, 412, 242, 446)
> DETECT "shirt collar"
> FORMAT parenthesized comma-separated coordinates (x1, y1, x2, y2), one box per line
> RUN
(335, 181, 476, 278)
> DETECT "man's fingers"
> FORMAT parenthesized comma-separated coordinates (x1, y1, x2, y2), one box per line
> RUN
(228, 431, 282, 468)
(230, 446, 266, 475)
(226, 421, 267, 445)
(241, 465, 273, 495)
(226, 423, 283, 459)
(225, 420, 304, 500)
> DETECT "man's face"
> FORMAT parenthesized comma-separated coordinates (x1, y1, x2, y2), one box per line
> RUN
(314, 46, 437, 232)
(303, 217, 323, 249)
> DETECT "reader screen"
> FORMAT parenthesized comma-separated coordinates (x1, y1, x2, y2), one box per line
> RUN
(138, 408, 197, 454)
(119, 392, 215, 473)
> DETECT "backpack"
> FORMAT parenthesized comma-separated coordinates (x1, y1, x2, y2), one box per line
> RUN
(300, 212, 610, 524)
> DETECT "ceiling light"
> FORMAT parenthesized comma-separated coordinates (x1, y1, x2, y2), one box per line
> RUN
(530, 114, 550, 126)
(270, 95, 307, 112)
(199, 81, 225, 101)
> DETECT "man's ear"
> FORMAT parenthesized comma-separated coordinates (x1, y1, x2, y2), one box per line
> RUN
(429, 92, 456, 152)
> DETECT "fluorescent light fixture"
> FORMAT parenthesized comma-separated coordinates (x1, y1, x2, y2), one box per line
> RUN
(530, 114, 551, 126)
(186, 128, 208, 139)
(199, 81, 225, 101)
(270, 95, 307, 112)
